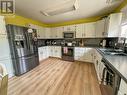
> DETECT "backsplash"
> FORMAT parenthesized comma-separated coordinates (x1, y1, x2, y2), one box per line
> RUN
(37, 38, 121, 48)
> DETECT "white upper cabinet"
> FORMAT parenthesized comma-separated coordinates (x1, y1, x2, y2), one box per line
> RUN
(0, 16, 7, 35)
(37, 26, 45, 39)
(95, 13, 122, 38)
(63, 25, 76, 32)
(105, 13, 122, 37)
(85, 22, 96, 38)
(56, 27, 64, 38)
(28, 24, 46, 39)
(95, 19, 105, 37)
(76, 22, 96, 38)
(30, 13, 122, 39)
(51, 27, 63, 38)
(51, 27, 57, 38)
(76, 24, 85, 38)
(44, 28, 51, 38)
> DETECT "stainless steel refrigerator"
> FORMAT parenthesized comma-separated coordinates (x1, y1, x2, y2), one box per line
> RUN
(6, 25, 39, 76)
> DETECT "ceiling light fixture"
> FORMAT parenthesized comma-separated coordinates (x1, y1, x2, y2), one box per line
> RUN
(40, 0, 79, 16)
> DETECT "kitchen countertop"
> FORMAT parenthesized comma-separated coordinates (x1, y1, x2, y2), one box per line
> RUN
(97, 48, 127, 83)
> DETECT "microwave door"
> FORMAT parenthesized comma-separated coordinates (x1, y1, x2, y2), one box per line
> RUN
(63, 32, 75, 38)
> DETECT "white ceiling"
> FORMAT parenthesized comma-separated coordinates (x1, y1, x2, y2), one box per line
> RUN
(15, 0, 123, 24)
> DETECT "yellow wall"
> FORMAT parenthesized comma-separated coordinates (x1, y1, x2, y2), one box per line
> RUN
(48, 16, 104, 27)
(4, 14, 49, 27)
(115, 0, 127, 12)
(2, 0, 127, 28)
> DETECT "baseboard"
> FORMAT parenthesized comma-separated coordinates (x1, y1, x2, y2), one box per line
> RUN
(49, 56, 62, 60)
(74, 60, 94, 64)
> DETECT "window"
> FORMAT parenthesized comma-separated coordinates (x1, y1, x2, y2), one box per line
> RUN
(121, 24, 127, 43)
(121, 24, 127, 38)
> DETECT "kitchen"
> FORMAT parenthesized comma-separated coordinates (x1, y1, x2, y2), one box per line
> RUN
(0, 0, 127, 95)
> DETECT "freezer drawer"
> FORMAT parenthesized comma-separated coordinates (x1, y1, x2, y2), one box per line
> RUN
(15, 55, 39, 76)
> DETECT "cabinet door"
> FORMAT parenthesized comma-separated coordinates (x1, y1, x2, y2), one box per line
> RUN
(106, 13, 122, 37)
(63, 25, 76, 31)
(76, 24, 85, 38)
(74, 47, 93, 63)
(118, 79, 127, 95)
(56, 27, 63, 38)
(51, 27, 57, 38)
(48, 46, 52, 56)
(37, 26, 45, 38)
(44, 28, 51, 38)
(94, 50, 103, 81)
(38, 47, 43, 61)
(82, 48, 93, 63)
(0, 16, 7, 35)
(95, 19, 105, 37)
(49, 46, 55, 57)
(46, 46, 49, 58)
(56, 46, 61, 58)
(99, 62, 105, 83)
(85, 22, 96, 38)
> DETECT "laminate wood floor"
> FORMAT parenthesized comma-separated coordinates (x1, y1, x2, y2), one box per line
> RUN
(8, 58, 102, 95)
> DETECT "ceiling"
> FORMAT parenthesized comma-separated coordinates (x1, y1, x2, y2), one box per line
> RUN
(15, 0, 123, 24)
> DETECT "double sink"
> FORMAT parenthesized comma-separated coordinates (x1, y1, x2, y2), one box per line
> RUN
(100, 49, 127, 56)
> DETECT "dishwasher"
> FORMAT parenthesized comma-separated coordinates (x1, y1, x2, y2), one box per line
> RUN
(101, 58, 121, 95)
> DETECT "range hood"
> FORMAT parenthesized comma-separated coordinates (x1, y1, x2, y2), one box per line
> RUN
(40, 0, 79, 16)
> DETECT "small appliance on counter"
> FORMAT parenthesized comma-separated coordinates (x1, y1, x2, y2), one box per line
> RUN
(100, 39, 107, 47)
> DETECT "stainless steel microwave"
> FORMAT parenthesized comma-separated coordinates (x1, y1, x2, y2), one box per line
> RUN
(63, 32, 75, 39)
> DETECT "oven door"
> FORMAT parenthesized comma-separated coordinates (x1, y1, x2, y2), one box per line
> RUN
(62, 47, 74, 61)
(62, 47, 74, 56)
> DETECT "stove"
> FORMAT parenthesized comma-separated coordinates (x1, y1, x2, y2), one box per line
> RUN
(62, 46, 74, 62)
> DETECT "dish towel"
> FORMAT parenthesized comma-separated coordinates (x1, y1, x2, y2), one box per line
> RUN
(63, 47, 68, 54)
